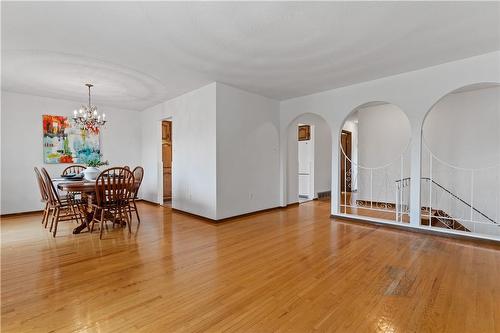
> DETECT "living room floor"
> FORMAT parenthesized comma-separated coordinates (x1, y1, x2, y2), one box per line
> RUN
(1, 200, 499, 332)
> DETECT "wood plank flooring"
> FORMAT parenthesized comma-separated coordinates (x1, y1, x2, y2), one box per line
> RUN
(1, 200, 499, 332)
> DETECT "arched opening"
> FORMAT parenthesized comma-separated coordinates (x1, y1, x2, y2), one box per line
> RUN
(339, 102, 411, 223)
(286, 113, 332, 206)
(421, 83, 500, 237)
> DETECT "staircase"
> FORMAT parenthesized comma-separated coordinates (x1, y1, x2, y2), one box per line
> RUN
(396, 177, 498, 233)
(420, 208, 469, 231)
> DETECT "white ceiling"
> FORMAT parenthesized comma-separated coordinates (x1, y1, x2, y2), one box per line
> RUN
(2, 2, 500, 110)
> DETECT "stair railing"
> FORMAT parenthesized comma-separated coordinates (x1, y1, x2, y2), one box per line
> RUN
(340, 142, 410, 223)
(421, 140, 499, 236)
(396, 177, 498, 228)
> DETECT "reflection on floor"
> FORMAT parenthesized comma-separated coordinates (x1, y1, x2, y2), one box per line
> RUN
(2, 201, 498, 332)
(340, 191, 410, 223)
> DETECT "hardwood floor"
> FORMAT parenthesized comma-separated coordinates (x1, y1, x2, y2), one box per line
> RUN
(1, 200, 499, 332)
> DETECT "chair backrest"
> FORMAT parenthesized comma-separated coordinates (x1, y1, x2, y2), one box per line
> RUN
(62, 164, 86, 175)
(40, 168, 62, 206)
(95, 167, 135, 207)
(124, 166, 130, 170)
(34, 167, 48, 202)
(132, 166, 144, 198)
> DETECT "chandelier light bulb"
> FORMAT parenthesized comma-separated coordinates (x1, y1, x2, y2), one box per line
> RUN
(72, 83, 107, 132)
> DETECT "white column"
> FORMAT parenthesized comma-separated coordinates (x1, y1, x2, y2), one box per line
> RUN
(409, 120, 422, 226)
(331, 127, 340, 215)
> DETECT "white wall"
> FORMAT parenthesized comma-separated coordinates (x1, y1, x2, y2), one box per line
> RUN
(140, 82, 280, 220)
(215, 83, 280, 219)
(286, 114, 331, 204)
(140, 83, 218, 219)
(356, 104, 411, 203)
(423, 86, 500, 169)
(1, 91, 142, 214)
(422, 86, 500, 232)
(279, 51, 500, 240)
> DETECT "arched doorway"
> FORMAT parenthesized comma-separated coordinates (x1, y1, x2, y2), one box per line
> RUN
(286, 113, 332, 205)
(339, 102, 411, 223)
(421, 83, 500, 237)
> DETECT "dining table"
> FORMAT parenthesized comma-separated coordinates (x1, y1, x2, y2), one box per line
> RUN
(57, 180, 100, 234)
(57, 179, 139, 234)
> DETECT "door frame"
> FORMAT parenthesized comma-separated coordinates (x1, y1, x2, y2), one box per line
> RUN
(162, 120, 172, 202)
(297, 123, 315, 202)
(340, 130, 352, 192)
(159, 117, 173, 207)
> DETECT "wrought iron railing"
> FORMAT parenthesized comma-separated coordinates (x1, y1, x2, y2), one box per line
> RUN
(396, 177, 497, 226)
(340, 143, 410, 223)
(421, 141, 499, 236)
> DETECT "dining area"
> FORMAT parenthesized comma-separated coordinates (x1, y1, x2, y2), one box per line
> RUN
(34, 164, 144, 239)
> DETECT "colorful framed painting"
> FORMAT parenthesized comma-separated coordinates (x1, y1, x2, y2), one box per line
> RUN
(42, 115, 101, 164)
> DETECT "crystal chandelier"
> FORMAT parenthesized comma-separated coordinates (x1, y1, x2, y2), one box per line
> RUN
(72, 83, 106, 133)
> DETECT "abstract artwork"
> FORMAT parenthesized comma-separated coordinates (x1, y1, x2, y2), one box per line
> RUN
(42, 115, 101, 164)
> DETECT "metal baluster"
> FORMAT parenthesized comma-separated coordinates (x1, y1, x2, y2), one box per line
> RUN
(370, 169, 373, 209)
(400, 155, 404, 222)
(343, 151, 347, 213)
(429, 157, 433, 228)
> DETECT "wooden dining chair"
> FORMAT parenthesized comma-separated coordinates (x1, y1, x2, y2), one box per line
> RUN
(90, 167, 135, 239)
(128, 166, 144, 224)
(62, 164, 86, 175)
(34, 167, 50, 227)
(40, 168, 85, 237)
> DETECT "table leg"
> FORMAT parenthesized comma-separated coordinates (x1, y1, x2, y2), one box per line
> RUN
(72, 193, 94, 234)
(72, 211, 93, 234)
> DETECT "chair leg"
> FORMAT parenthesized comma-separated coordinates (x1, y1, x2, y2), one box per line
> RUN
(99, 208, 105, 239)
(52, 208, 60, 238)
(86, 214, 92, 233)
(72, 206, 83, 226)
(112, 209, 118, 228)
(90, 207, 98, 233)
(45, 207, 52, 229)
(42, 202, 48, 225)
(49, 208, 57, 232)
(133, 200, 140, 224)
(123, 206, 132, 234)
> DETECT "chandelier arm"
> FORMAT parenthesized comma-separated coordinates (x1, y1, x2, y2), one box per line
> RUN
(73, 83, 105, 131)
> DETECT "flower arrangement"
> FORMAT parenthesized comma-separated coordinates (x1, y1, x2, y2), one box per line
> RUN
(85, 153, 109, 168)
(82, 154, 108, 181)
(86, 159, 109, 168)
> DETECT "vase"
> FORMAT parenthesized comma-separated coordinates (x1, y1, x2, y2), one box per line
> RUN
(83, 167, 100, 181)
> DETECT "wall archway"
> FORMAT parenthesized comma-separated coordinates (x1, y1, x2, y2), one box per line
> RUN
(420, 82, 500, 237)
(338, 101, 412, 223)
(285, 113, 332, 205)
